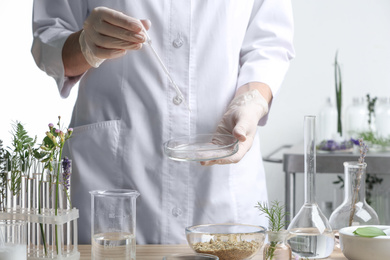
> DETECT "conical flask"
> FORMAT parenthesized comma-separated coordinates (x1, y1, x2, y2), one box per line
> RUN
(288, 116, 335, 259)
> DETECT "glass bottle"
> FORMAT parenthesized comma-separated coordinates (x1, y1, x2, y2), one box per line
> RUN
(375, 97, 390, 139)
(344, 97, 368, 139)
(318, 97, 337, 142)
(329, 162, 379, 239)
(263, 230, 292, 260)
(288, 116, 335, 259)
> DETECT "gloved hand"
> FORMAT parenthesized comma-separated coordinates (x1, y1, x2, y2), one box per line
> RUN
(79, 6, 151, 67)
(201, 89, 269, 166)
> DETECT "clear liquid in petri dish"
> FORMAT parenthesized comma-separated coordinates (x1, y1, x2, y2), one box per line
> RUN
(288, 228, 334, 259)
(92, 232, 135, 260)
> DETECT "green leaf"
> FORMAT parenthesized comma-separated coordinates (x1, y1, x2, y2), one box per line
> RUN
(353, 227, 386, 238)
(42, 136, 55, 148)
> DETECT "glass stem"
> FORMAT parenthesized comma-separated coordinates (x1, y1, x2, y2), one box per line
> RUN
(304, 116, 316, 204)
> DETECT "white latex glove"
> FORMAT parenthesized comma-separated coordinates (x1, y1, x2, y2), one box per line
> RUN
(202, 89, 269, 166)
(79, 6, 151, 68)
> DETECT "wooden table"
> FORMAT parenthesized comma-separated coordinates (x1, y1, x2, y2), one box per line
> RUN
(78, 244, 346, 259)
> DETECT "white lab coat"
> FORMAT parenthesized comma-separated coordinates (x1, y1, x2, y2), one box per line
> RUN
(32, 0, 294, 244)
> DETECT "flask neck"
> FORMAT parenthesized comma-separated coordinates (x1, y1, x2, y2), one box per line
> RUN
(343, 162, 367, 203)
(304, 164, 316, 204)
(267, 230, 290, 243)
(304, 116, 316, 204)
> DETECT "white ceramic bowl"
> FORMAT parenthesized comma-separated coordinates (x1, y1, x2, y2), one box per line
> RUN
(339, 225, 390, 260)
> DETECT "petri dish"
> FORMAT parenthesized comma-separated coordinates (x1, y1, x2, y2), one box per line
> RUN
(163, 134, 239, 162)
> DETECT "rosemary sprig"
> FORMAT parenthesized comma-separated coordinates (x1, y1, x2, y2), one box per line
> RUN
(255, 200, 288, 232)
(256, 201, 289, 260)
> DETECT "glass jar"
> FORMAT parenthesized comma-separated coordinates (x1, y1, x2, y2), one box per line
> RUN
(329, 162, 379, 232)
(344, 97, 368, 139)
(318, 97, 337, 142)
(375, 97, 390, 139)
(263, 230, 292, 260)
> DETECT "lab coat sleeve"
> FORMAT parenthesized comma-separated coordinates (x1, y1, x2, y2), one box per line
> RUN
(237, 0, 295, 125)
(31, 0, 87, 98)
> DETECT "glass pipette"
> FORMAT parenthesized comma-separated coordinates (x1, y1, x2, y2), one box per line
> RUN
(141, 25, 191, 112)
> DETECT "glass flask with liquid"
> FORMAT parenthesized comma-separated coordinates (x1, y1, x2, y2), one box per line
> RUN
(90, 189, 140, 260)
(288, 116, 335, 259)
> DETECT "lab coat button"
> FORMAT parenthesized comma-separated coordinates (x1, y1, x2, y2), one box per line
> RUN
(171, 207, 182, 217)
(173, 95, 183, 105)
(173, 38, 183, 48)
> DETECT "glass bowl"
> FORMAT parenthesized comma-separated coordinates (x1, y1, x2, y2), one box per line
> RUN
(185, 223, 266, 260)
(163, 253, 219, 260)
(163, 134, 239, 162)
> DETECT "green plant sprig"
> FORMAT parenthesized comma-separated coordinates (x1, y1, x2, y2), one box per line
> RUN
(366, 94, 377, 128)
(357, 131, 390, 147)
(0, 140, 10, 211)
(256, 201, 289, 260)
(334, 51, 343, 135)
(34, 116, 73, 255)
(8, 122, 36, 195)
(255, 200, 288, 232)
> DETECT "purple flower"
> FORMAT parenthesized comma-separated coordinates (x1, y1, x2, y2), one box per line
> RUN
(62, 157, 71, 190)
(350, 138, 360, 146)
(48, 123, 54, 129)
(318, 139, 353, 151)
(318, 140, 338, 151)
(55, 129, 61, 134)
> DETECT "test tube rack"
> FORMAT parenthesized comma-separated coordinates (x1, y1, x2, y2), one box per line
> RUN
(0, 161, 80, 260)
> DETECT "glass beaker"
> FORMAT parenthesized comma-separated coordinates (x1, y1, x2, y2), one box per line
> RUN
(0, 220, 27, 260)
(329, 162, 379, 241)
(90, 189, 140, 260)
(288, 116, 335, 259)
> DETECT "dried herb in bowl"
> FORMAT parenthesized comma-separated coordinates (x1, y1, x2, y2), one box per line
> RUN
(191, 234, 260, 260)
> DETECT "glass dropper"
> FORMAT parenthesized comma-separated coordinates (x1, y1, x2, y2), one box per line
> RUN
(141, 24, 191, 112)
